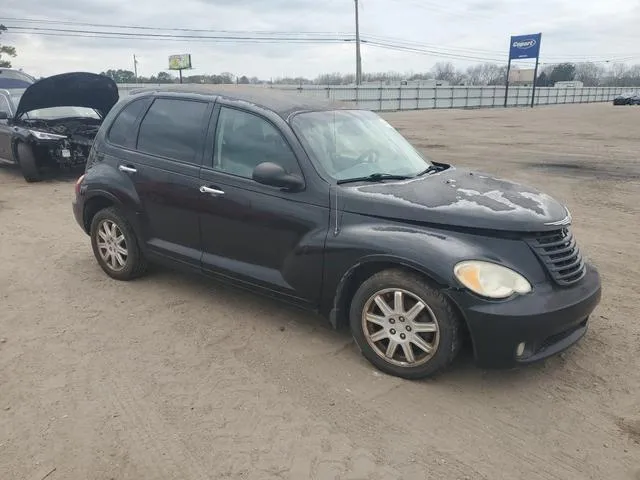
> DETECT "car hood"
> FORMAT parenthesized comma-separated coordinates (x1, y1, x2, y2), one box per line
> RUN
(339, 166, 570, 233)
(15, 72, 119, 119)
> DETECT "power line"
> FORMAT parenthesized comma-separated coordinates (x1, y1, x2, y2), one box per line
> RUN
(4, 14, 638, 62)
(365, 41, 638, 65)
(5, 31, 352, 44)
(2, 25, 353, 41)
(3, 20, 638, 66)
(364, 40, 508, 62)
(0, 17, 351, 37)
(4, 26, 505, 62)
(363, 34, 636, 61)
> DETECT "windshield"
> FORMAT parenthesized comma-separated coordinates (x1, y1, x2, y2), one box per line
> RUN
(10, 91, 100, 120)
(291, 109, 431, 182)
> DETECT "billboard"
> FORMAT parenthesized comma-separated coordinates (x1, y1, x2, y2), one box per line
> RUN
(509, 33, 542, 60)
(169, 54, 192, 70)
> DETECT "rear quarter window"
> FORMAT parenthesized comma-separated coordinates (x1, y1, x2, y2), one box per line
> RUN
(136, 98, 209, 164)
(107, 98, 149, 149)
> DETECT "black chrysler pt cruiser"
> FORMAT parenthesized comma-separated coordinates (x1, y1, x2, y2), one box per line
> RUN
(72, 85, 602, 380)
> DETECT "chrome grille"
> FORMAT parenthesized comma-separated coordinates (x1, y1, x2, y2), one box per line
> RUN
(526, 228, 586, 286)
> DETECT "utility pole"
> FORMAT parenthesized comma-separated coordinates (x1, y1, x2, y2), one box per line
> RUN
(355, 0, 362, 85)
(133, 54, 138, 84)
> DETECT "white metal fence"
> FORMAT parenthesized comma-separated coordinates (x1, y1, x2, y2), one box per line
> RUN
(117, 83, 628, 112)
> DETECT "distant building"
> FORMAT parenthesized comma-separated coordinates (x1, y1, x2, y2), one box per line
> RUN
(401, 79, 450, 87)
(553, 81, 584, 88)
(508, 68, 535, 86)
(361, 79, 450, 87)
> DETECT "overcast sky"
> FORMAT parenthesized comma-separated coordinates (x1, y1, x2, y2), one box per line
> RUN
(2, 0, 639, 79)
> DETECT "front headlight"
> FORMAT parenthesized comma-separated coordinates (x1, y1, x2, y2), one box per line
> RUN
(29, 129, 67, 141)
(454, 260, 532, 299)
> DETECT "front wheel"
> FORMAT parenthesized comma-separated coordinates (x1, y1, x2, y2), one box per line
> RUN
(350, 269, 462, 380)
(17, 142, 42, 182)
(90, 207, 147, 281)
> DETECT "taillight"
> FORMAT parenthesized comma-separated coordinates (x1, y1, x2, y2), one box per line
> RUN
(75, 174, 85, 196)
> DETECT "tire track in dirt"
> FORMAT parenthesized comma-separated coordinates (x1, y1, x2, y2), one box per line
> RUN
(98, 375, 213, 480)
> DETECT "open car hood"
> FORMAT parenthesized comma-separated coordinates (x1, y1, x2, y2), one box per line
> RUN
(15, 72, 119, 119)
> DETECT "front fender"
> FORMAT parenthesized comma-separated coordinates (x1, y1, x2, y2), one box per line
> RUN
(321, 220, 484, 324)
(10, 126, 33, 158)
(320, 215, 547, 328)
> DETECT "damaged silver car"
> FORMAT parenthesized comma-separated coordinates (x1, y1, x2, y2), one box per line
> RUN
(0, 71, 118, 182)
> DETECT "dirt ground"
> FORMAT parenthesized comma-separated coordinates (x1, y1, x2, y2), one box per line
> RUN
(1, 103, 639, 480)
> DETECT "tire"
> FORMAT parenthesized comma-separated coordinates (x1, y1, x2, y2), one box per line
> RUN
(16, 142, 42, 183)
(90, 206, 147, 281)
(349, 269, 462, 380)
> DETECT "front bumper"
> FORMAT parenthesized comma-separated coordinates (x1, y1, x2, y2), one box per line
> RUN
(449, 264, 602, 369)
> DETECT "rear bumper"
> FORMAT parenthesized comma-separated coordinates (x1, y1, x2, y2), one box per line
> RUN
(449, 264, 602, 369)
(72, 198, 85, 233)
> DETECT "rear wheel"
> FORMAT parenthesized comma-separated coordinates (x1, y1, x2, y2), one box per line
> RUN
(90, 207, 147, 280)
(17, 142, 42, 183)
(349, 269, 462, 379)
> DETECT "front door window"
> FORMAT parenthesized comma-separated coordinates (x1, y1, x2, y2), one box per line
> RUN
(213, 106, 301, 179)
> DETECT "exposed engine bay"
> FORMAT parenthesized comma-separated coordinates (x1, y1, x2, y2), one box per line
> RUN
(21, 117, 103, 168)
(5, 71, 119, 182)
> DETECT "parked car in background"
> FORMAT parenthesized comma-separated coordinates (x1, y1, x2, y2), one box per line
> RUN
(72, 86, 602, 380)
(613, 92, 640, 105)
(0, 71, 118, 182)
(0, 67, 35, 89)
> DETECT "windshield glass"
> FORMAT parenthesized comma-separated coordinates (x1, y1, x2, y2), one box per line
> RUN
(291, 109, 431, 182)
(10, 92, 100, 120)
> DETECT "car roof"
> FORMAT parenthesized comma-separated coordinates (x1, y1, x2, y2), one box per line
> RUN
(128, 84, 356, 120)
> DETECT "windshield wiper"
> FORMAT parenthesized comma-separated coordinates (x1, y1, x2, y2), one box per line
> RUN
(416, 165, 441, 176)
(337, 173, 413, 185)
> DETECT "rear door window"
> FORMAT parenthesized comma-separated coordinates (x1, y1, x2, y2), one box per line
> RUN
(107, 98, 149, 148)
(137, 98, 209, 164)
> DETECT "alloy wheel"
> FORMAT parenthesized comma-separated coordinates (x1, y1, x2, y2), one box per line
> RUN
(361, 288, 440, 367)
(96, 219, 128, 272)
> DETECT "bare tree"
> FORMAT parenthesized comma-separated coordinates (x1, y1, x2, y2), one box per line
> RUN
(466, 63, 507, 85)
(465, 65, 483, 85)
(574, 62, 605, 86)
(609, 63, 628, 85)
(431, 62, 464, 84)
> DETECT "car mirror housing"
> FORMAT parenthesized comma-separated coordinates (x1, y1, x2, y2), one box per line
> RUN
(0, 111, 10, 120)
(252, 162, 304, 192)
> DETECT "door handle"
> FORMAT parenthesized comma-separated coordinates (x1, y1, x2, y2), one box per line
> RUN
(200, 186, 225, 196)
(118, 165, 137, 174)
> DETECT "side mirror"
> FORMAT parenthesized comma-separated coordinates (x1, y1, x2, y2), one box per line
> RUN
(0, 111, 9, 120)
(252, 162, 304, 191)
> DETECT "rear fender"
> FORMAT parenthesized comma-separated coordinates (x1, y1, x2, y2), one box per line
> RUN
(81, 162, 147, 245)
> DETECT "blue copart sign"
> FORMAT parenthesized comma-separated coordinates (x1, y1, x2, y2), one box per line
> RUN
(509, 33, 542, 60)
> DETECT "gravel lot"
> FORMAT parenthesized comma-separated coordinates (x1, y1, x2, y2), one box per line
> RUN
(1, 103, 639, 480)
